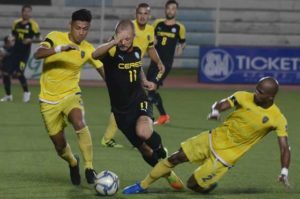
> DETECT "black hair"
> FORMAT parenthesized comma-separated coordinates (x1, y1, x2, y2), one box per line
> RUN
(22, 5, 32, 12)
(71, 9, 92, 22)
(136, 3, 150, 12)
(165, 0, 179, 8)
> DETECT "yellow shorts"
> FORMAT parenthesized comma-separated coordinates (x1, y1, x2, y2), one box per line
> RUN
(181, 131, 229, 188)
(40, 95, 84, 136)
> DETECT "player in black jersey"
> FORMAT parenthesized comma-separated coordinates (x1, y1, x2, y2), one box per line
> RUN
(92, 19, 184, 190)
(1, 5, 41, 102)
(147, 0, 186, 125)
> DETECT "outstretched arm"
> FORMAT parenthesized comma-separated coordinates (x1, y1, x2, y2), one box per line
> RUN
(147, 47, 165, 74)
(92, 40, 117, 60)
(277, 136, 291, 189)
(34, 44, 79, 59)
(207, 99, 232, 120)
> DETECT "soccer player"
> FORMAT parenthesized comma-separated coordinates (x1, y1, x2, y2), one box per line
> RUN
(0, 35, 15, 77)
(92, 19, 182, 190)
(1, 5, 41, 102)
(147, 0, 186, 125)
(123, 77, 291, 194)
(100, 3, 165, 147)
(34, 9, 104, 185)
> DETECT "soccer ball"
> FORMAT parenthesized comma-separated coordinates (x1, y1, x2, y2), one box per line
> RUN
(95, 170, 120, 196)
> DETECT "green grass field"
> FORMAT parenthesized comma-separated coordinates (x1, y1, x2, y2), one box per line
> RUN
(1, 85, 300, 199)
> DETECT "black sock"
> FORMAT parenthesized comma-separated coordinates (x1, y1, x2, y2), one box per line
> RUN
(155, 92, 166, 115)
(142, 154, 159, 167)
(145, 131, 167, 159)
(148, 91, 157, 105)
(18, 75, 29, 92)
(3, 75, 11, 95)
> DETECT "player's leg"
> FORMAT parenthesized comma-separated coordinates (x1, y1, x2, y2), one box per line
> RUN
(101, 112, 123, 148)
(16, 60, 30, 102)
(123, 148, 188, 194)
(1, 72, 12, 101)
(40, 101, 80, 185)
(65, 95, 96, 184)
(186, 156, 228, 193)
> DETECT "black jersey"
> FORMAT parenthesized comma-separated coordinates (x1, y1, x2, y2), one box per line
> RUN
(152, 19, 186, 66)
(11, 18, 40, 54)
(102, 45, 146, 112)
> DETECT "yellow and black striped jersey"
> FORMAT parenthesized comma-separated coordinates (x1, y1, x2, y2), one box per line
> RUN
(39, 31, 103, 103)
(211, 91, 288, 165)
(12, 18, 40, 53)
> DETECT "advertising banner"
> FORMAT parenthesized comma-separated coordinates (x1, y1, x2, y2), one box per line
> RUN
(199, 46, 300, 84)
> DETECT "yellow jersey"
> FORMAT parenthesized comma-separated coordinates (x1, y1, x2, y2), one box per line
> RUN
(211, 91, 288, 165)
(132, 20, 154, 57)
(39, 31, 103, 103)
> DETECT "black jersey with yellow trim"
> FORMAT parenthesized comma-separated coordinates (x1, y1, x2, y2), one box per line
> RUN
(153, 19, 186, 64)
(102, 45, 146, 112)
(11, 18, 40, 53)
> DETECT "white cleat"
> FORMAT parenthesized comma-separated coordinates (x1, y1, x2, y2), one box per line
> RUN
(0, 95, 13, 102)
(23, 92, 31, 103)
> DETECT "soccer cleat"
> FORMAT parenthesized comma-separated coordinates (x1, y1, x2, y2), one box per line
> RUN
(69, 154, 81, 185)
(154, 114, 170, 125)
(101, 138, 123, 148)
(85, 168, 97, 184)
(166, 171, 184, 191)
(23, 92, 31, 103)
(123, 182, 147, 194)
(0, 95, 13, 102)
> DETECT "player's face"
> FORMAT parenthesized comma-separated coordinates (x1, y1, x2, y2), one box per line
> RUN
(136, 7, 150, 26)
(254, 85, 274, 106)
(117, 29, 134, 51)
(70, 21, 90, 44)
(165, 3, 177, 20)
(22, 8, 32, 21)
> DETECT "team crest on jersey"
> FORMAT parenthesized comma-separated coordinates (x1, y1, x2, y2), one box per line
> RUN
(134, 51, 140, 59)
(262, 116, 269, 123)
(26, 25, 29, 29)
(171, 27, 177, 33)
(81, 51, 85, 58)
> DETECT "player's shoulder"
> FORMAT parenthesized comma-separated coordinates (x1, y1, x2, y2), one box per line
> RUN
(46, 31, 65, 38)
(12, 18, 22, 26)
(176, 20, 185, 28)
(153, 18, 165, 25)
(29, 19, 39, 26)
(233, 91, 252, 98)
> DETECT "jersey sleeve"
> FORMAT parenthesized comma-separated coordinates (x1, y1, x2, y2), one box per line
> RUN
(31, 19, 40, 36)
(88, 46, 103, 69)
(11, 19, 19, 37)
(40, 31, 58, 48)
(227, 91, 244, 107)
(275, 114, 288, 137)
(178, 22, 186, 44)
(148, 26, 155, 49)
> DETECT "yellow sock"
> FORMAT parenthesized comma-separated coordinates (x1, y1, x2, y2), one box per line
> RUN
(60, 143, 77, 167)
(76, 126, 93, 169)
(140, 159, 173, 189)
(103, 113, 118, 141)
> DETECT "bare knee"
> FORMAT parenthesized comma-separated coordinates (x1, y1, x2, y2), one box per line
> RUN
(138, 143, 153, 157)
(136, 116, 153, 140)
(167, 148, 189, 166)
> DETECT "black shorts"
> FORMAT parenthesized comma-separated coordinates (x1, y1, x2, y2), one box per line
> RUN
(147, 61, 172, 87)
(2, 52, 30, 75)
(113, 98, 153, 147)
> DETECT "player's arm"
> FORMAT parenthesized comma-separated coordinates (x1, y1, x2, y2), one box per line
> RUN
(176, 23, 186, 56)
(277, 135, 291, 188)
(207, 98, 232, 120)
(34, 44, 79, 59)
(147, 47, 165, 75)
(175, 42, 186, 56)
(140, 67, 156, 91)
(92, 40, 116, 60)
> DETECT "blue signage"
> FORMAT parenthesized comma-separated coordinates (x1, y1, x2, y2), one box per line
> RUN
(199, 46, 300, 84)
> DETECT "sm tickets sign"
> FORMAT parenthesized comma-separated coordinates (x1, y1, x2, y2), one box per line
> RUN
(199, 46, 300, 84)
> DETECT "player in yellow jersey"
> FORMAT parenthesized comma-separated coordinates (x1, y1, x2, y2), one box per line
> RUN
(101, 3, 165, 148)
(34, 9, 104, 185)
(123, 77, 291, 194)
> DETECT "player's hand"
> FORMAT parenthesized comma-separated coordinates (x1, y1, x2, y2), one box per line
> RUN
(61, 44, 79, 51)
(143, 81, 157, 91)
(207, 109, 220, 120)
(23, 38, 32, 44)
(175, 45, 183, 56)
(278, 174, 291, 190)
